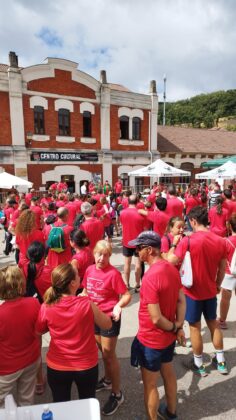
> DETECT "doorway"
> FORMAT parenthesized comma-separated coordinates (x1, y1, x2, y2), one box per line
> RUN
(62, 175, 75, 193)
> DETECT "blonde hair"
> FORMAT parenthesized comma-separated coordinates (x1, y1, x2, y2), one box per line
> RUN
(44, 263, 75, 305)
(93, 240, 112, 256)
(0, 265, 25, 300)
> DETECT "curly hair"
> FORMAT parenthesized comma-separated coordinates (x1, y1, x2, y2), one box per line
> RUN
(15, 209, 36, 237)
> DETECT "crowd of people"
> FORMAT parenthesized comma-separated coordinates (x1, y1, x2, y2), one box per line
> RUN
(0, 177, 236, 419)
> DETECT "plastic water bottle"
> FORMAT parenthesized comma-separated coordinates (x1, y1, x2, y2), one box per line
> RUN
(5, 394, 18, 420)
(41, 405, 53, 420)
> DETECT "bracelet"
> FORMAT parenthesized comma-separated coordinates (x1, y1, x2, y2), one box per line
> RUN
(170, 244, 177, 248)
(170, 322, 178, 333)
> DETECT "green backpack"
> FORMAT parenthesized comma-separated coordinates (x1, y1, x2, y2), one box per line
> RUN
(47, 224, 67, 253)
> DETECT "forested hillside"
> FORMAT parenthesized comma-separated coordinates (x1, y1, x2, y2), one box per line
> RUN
(158, 90, 236, 130)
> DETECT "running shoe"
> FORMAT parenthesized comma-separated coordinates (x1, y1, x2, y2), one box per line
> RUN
(102, 391, 124, 416)
(158, 402, 178, 419)
(183, 358, 208, 377)
(96, 377, 112, 392)
(212, 356, 228, 374)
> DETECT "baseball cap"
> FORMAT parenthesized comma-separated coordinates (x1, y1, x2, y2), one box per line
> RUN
(128, 231, 161, 248)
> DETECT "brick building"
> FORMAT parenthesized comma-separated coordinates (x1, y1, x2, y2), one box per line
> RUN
(0, 52, 158, 192)
(1, 51, 236, 192)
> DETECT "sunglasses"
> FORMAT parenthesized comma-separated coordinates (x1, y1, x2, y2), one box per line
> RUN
(136, 244, 149, 251)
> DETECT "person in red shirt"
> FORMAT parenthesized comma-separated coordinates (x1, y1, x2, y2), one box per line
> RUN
(218, 215, 236, 329)
(70, 229, 94, 285)
(208, 196, 229, 237)
(79, 202, 104, 251)
(83, 240, 131, 416)
(3, 199, 17, 256)
(139, 197, 169, 238)
(36, 263, 111, 403)
(222, 188, 236, 218)
(65, 195, 77, 227)
(128, 231, 186, 420)
(25, 189, 36, 206)
(44, 207, 73, 269)
(184, 187, 201, 231)
(15, 209, 45, 265)
(57, 180, 68, 193)
(168, 206, 228, 376)
(96, 197, 112, 244)
(165, 184, 184, 219)
(30, 197, 44, 230)
(114, 177, 123, 197)
(161, 217, 185, 262)
(119, 194, 146, 290)
(0, 266, 41, 407)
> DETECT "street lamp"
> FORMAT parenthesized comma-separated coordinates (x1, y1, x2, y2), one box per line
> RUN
(163, 74, 167, 126)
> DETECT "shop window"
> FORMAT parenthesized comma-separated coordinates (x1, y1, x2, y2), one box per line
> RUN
(132, 117, 141, 140)
(83, 111, 92, 137)
(120, 116, 129, 139)
(34, 106, 45, 135)
(58, 108, 70, 136)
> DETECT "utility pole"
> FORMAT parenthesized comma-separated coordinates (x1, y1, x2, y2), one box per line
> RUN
(163, 74, 166, 126)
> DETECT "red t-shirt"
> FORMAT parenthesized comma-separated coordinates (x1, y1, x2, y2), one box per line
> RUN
(83, 264, 127, 316)
(175, 231, 227, 300)
(0, 297, 40, 375)
(16, 229, 45, 264)
(225, 235, 236, 275)
(30, 205, 43, 229)
(147, 211, 169, 237)
(161, 233, 173, 253)
(80, 217, 104, 250)
(4, 207, 15, 228)
(165, 197, 184, 218)
(71, 248, 94, 281)
(36, 296, 98, 371)
(114, 181, 123, 194)
(44, 221, 73, 269)
(208, 206, 228, 237)
(223, 200, 236, 219)
(185, 196, 201, 214)
(65, 202, 77, 226)
(137, 259, 181, 349)
(120, 207, 146, 247)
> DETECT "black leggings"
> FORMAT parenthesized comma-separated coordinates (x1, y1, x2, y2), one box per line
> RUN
(47, 365, 98, 403)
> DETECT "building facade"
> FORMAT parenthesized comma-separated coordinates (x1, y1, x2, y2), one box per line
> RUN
(0, 52, 159, 192)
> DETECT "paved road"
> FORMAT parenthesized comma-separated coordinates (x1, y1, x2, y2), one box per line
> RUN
(1, 231, 236, 419)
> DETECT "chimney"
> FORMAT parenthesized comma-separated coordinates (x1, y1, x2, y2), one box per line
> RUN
(9, 51, 18, 68)
(149, 80, 157, 94)
(100, 70, 107, 84)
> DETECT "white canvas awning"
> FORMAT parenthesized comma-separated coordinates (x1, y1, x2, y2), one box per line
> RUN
(195, 160, 236, 180)
(0, 172, 33, 189)
(128, 159, 191, 177)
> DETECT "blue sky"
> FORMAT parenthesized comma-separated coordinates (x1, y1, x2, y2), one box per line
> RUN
(0, 0, 235, 101)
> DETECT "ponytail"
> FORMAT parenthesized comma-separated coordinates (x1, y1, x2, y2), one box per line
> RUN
(216, 196, 223, 215)
(44, 286, 61, 305)
(43, 263, 75, 305)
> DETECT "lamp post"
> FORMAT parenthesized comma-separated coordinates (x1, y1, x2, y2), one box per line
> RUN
(163, 74, 167, 126)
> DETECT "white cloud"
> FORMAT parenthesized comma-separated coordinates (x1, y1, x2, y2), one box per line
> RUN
(0, 0, 235, 100)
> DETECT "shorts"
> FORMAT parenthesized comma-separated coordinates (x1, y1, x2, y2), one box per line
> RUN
(123, 246, 138, 257)
(104, 225, 112, 239)
(185, 295, 217, 324)
(130, 336, 175, 372)
(95, 318, 121, 337)
(221, 273, 236, 291)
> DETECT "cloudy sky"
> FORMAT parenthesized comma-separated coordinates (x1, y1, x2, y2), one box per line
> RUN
(0, 0, 235, 101)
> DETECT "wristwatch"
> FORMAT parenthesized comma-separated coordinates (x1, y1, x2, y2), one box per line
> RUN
(170, 244, 177, 248)
(170, 322, 178, 333)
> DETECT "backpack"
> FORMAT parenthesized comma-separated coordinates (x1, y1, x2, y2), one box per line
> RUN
(227, 239, 236, 276)
(47, 224, 67, 253)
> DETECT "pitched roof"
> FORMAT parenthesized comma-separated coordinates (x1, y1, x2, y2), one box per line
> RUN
(157, 126, 236, 155)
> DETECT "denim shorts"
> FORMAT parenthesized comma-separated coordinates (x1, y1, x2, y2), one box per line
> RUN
(185, 295, 217, 324)
(95, 318, 121, 337)
(130, 336, 175, 372)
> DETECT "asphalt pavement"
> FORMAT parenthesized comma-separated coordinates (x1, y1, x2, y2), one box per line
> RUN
(1, 230, 236, 419)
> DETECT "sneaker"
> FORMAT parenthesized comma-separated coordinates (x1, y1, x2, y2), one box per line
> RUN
(96, 377, 112, 392)
(212, 356, 228, 374)
(158, 402, 178, 419)
(217, 318, 228, 329)
(183, 358, 208, 377)
(102, 391, 124, 416)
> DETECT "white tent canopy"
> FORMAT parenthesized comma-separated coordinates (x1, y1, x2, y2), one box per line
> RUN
(128, 159, 191, 177)
(195, 160, 236, 180)
(0, 172, 33, 189)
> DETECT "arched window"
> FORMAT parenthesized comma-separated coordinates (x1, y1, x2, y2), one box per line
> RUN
(58, 108, 70, 136)
(132, 117, 141, 140)
(83, 111, 92, 137)
(120, 116, 129, 139)
(34, 106, 45, 134)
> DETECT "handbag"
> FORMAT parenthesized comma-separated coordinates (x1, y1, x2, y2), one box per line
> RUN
(179, 237, 193, 288)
